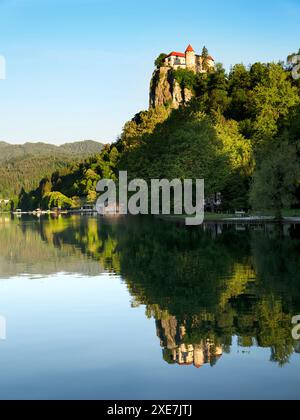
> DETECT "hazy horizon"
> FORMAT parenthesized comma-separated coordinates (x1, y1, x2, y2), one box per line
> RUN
(0, 139, 106, 146)
(0, 0, 299, 145)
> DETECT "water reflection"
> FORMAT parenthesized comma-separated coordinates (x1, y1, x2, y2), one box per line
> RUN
(1, 214, 300, 368)
(156, 318, 223, 368)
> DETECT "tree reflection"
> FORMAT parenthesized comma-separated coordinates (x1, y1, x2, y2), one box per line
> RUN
(1, 214, 300, 367)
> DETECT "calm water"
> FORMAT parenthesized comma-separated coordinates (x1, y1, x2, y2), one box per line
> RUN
(0, 214, 300, 400)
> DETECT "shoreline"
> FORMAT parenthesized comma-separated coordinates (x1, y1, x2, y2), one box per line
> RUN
(155, 215, 300, 225)
(3, 210, 300, 225)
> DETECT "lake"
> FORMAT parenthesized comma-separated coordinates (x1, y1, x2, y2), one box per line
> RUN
(0, 214, 299, 400)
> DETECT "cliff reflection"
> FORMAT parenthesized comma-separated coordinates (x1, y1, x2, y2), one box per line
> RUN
(1, 214, 300, 367)
(156, 317, 223, 368)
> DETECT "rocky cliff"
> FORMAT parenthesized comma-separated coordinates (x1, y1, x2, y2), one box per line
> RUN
(149, 67, 194, 109)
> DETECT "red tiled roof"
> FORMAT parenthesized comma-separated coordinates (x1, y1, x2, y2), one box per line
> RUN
(166, 47, 214, 61)
(166, 51, 185, 58)
(186, 44, 194, 53)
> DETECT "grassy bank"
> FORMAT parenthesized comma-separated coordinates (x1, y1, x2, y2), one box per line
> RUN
(157, 209, 300, 223)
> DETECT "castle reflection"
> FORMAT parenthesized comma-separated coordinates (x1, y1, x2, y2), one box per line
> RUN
(157, 318, 223, 368)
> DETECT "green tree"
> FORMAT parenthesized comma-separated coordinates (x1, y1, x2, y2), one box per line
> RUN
(215, 116, 254, 210)
(249, 62, 268, 88)
(202, 46, 209, 59)
(119, 109, 232, 197)
(287, 105, 300, 145)
(42, 192, 74, 210)
(172, 68, 197, 91)
(155, 53, 167, 69)
(227, 64, 251, 121)
(250, 142, 300, 219)
(207, 64, 230, 114)
(201, 46, 211, 72)
(252, 64, 300, 143)
(120, 106, 170, 150)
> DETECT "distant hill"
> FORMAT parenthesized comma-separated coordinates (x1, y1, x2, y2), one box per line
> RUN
(0, 140, 104, 199)
(0, 140, 103, 162)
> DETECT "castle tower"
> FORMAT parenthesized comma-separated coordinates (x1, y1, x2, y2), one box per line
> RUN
(185, 45, 196, 72)
(194, 345, 205, 369)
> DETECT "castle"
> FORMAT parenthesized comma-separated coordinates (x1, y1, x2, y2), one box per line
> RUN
(164, 44, 214, 73)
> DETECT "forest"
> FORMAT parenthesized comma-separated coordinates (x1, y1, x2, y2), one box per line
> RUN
(15, 52, 300, 217)
(0, 141, 103, 209)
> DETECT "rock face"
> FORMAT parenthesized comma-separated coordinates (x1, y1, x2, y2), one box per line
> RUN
(149, 67, 194, 109)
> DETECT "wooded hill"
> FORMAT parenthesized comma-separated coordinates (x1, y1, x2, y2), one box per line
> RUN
(0, 140, 104, 199)
(15, 52, 300, 217)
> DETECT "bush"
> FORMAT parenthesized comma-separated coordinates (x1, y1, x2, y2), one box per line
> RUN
(172, 68, 197, 91)
(42, 192, 74, 210)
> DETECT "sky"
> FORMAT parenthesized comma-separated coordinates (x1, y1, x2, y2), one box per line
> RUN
(0, 0, 299, 145)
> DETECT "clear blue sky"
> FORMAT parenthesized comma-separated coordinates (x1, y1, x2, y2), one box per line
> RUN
(0, 0, 299, 145)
